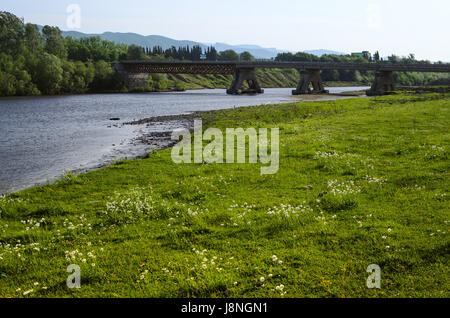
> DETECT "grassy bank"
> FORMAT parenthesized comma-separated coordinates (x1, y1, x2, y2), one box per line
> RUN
(0, 93, 449, 298)
(156, 70, 367, 92)
(164, 68, 301, 90)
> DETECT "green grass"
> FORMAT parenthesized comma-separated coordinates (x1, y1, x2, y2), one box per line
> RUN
(166, 69, 302, 90)
(0, 93, 449, 298)
(131, 70, 367, 92)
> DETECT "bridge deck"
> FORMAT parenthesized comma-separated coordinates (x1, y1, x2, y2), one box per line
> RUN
(120, 60, 450, 74)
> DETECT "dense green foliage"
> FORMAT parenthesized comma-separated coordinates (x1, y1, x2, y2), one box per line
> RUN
(136, 45, 218, 61)
(162, 45, 216, 61)
(217, 49, 239, 61)
(0, 11, 127, 96)
(0, 93, 448, 297)
(239, 51, 254, 61)
(65, 36, 127, 62)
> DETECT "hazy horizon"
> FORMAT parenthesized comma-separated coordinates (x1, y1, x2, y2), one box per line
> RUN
(1, 0, 449, 61)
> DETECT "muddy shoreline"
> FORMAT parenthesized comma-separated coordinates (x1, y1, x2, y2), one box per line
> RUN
(123, 92, 370, 152)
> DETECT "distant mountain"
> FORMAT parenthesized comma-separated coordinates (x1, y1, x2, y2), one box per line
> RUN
(207, 42, 287, 59)
(59, 29, 346, 59)
(304, 49, 346, 57)
(62, 31, 204, 50)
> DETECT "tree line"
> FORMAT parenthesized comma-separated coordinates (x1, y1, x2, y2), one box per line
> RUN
(0, 11, 130, 96)
(125, 45, 252, 62)
(126, 44, 217, 61)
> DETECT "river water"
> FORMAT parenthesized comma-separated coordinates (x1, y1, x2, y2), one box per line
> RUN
(0, 87, 368, 193)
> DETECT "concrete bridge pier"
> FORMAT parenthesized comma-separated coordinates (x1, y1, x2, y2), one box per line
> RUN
(367, 71, 395, 96)
(227, 68, 264, 95)
(114, 63, 149, 89)
(125, 73, 149, 89)
(292, 69, 329, 95)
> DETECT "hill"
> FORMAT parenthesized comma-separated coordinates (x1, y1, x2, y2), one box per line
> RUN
(58, 29, 346, 59)
(304, 49, 346, 57)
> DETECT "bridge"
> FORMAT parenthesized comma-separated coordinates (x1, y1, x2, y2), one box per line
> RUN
(115, 60, 450, 96)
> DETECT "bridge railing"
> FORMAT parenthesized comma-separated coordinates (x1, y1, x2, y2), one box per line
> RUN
(119, 60, 450, 73)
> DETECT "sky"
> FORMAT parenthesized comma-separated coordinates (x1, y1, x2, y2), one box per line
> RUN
(1, 0, 449, 61)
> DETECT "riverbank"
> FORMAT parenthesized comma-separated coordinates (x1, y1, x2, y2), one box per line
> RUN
(0, 92, 448, 298)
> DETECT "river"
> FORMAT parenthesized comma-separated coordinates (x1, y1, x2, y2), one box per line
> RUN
(0, 87, 368, 193)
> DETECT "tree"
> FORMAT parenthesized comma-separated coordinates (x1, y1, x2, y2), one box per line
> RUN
(91, 60, 114, 91)
(239, 51, 254, 61)
(407, 53, 416, 63)
(388, 55, 400, 63)
(190, 45, 203, 60)
(66, 37, 90, 62)
(218, 50, 239, 61)
(60, 60, 94, 93)
(42, 26, 67, 59)
(0, 53, 39, 96)
(205, 46, 217, 61)
(24, 24, 44, 52)
(127, 44, 145, 60)
(33, 52, 63, 94)
(11, 56, 39, 95)
(374, 51, 380, 62)
(0, 71, 16, 95)
(0, 11, 25, 55)
(61, 60, 75, 92)
(275, 51, 318, 62)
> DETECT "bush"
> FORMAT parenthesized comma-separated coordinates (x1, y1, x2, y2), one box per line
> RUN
(174, 81, 186, 91)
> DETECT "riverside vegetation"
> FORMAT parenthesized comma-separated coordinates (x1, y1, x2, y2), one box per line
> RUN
(0, 92, 448, 297)
(1, 11, 448, 97)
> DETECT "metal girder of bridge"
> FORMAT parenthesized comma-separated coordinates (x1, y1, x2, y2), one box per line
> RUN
(120, 60, 450, 73)
(227, 68, 264, 95)
(292, 70, 329, 95)
(119, 62, 235, 75)
(367, 71, 395, 96)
